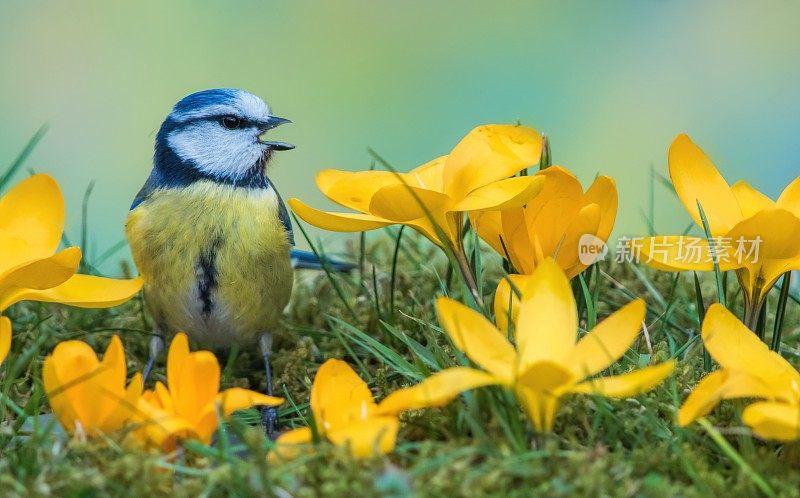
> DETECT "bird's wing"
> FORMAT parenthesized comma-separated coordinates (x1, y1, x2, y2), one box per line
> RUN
(130, 171, 161, 210)
(267, 177, 294, 246)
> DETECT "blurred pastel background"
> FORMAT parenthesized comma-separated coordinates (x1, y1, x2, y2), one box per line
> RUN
(1, 0, 799, 274)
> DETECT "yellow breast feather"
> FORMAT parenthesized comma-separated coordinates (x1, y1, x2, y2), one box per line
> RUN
(126, 180, 293, 345)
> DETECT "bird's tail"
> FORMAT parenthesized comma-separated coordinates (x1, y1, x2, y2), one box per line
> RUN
(290, 249, 356, 272)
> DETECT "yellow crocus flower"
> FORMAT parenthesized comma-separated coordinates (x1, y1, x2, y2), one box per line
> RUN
(472, 166, 618, 331)
(381, 259, 674, 432)
(678, 303, 800, 441)
(288, 125, 545, 251)
(137, 333, 283, 451)
(43, 335, 143, 436)
(0, 174, 143, 360)
(638, 135, 800, 328)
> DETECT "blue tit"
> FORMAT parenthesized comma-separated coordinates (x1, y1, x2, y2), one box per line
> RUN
(126, 88, 340, 435)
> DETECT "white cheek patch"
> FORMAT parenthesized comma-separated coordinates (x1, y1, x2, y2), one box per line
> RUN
(168, 122, 265, 180)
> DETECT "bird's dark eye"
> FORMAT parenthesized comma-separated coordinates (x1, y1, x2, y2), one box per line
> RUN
(221, 116, 241, 129)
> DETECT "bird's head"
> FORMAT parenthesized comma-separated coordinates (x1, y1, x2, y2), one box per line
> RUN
(155, 88, 293, 183)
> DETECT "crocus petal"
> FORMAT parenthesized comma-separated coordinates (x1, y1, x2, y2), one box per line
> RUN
(1, 274, 143, 311)
(0, 174, 65, 256)
(44, 340, 103, 433)
(492, 273, 536, 337)
(523, 167, 584, 255)
(701, 304, 800, 398)
(175, 351, 221, 424)
(273, 427, 313, 460)
(582, 175, 618, 243)
(471, 210, 505, 257)
(725, 208, 800, 260)
(731, 180, 775, 218)
(310, 359, 377, 433)
(569, 361, 675, 398)
(288, 198, 393, 232)
(326, 416, 399, 458)
(99, 372, 143, 434)
(435, 297, 516, 382)
(368, 184, 452, 222)
(668, 134, 742, 235)
(742, 402, 800, 442)
(0, 247, 81, 309)
(515, 386, 561, 432)
(0, 316, 10, 365)
(553, 203, 601, 273)
(455, 175, 545, 212)
(443, 125, 542, 199)
(776, 177, 800, 218)
(637, 236, 721, 272)
(137, 396, 199, 451)
(218, 387, 283, 417)
(677, 369, 785, 426)
(376, 367, 500, 415)
(316, 169, 403, 211)
(500, 207, 535, 273)
(167, 332, 191, 409)
(515, 259, 577, 371)
(408, 156, 447, 192)
(567, 299, 646, 377)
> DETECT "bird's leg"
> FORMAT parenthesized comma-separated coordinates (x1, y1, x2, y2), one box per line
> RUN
(259, 333, 279, 439)
(142, 333, 165, 383)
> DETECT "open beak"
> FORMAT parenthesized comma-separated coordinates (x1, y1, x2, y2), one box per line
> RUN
(260, 116, 294, 150)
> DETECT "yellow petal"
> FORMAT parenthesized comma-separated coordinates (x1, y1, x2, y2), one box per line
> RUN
(137, 397, 199, 451)
(1, 274, 143, 312)
(99, 372, 143, 433)
(435, 297, 516, 382)
(0, 174, 65, 255)
(677, 369, 786, 426)
(218, 387, 283, 417)
(288, 198, 393, 232)
(567, 299, 646, 378)
(368, 184, 452, 222)
(731, 180, 775, 218)
(523, 167, 584, 254)
(43, 340, 104, 434)
(742, 401, 800, 442)
(499, 207, 535, 273)
(455, 175, 545, 212)
(516, 360, 575, 393)
(408, 156, 447, 192)
(316, 169, 403, 211)
(569, 361, 675, 398)
(272, 427, 313, 460)
(310, 359, 377, 433)
(582, 175, 618, 243)
(0, 247, 81, 309)
(515, 385, 561, 432)
(471, 210, 505, 256)
(701, 304, 800, 399)
(725, 208, 800, 260)
(175, 351, 220, 423)
(553, 203, 601, 273)
(443, 125, 542, 199)
(493, 274, 536, 337)
(515, 259, 577, 371)
(376, 367, 499, 415)
(668, 134, 742, 235)
(0, 316, 10, 365)
(637, 236, 724, 273)
(776, 177, 800, 218)
(167, 332, 190, 406)
(326, 416, 399, 458)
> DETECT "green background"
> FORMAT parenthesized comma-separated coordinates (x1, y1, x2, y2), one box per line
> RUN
(1, 0, 799, 274)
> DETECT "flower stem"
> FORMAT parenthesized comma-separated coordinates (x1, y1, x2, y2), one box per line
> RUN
(453, 244, 484, 308)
